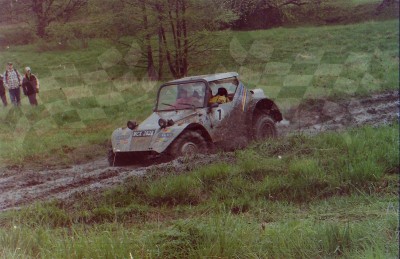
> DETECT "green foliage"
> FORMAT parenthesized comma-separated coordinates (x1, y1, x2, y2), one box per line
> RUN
(0, 213, 397, 258)
(7, 202, 71, 228)
(154, 220, 206, 258)
(227, 0, 398, 30)
(196, 163, 233, 186)
(147, 175, 202, 206)
(323, 223, 352, 255)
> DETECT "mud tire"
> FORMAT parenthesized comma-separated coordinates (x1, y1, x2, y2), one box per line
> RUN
(253, 114, 277, 141)
(170, 131, 207, 158)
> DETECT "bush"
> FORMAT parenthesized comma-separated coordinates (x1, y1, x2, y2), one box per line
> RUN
(42, 23, 94, 51)
(0, 26, 37, 46)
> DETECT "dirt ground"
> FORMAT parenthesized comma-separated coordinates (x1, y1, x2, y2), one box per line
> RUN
(0, 90, 398, 211)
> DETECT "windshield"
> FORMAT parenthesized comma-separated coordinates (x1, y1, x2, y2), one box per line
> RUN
(157, 82, 207, 111)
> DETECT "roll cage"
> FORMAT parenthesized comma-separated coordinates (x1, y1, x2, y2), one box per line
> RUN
(155, 77, 240, 112)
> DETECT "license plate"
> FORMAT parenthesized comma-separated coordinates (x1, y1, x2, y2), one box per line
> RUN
(132, 130, 156, 137)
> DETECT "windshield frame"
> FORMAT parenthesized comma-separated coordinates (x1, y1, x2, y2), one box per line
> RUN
(155, 79, 209, 112)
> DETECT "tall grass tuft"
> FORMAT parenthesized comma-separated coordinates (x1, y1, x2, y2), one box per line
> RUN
(146, 175, 202, 206)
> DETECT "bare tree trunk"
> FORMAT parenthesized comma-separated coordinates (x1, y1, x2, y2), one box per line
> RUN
(9, 0, 15, 23)
(157, 29, 164, 80)
(37, 19, 48, 38)
(29, 0, 88, 38)
(142, 1, 157, 80)
(160, 24, 178, 78)
(155, 3, 164, 80)
(167, 0, 178, 53)
(32, 0, 47, 38)
(181, 0, 188, 76)
(175, 0, 182, 77)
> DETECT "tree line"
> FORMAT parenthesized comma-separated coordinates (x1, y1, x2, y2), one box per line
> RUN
(0, 0, 398, 80)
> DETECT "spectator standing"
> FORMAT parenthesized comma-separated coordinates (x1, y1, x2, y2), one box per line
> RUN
(0, 75, 7, 106)
(3, 62, 22, 106)
(22, 67, 39, 106)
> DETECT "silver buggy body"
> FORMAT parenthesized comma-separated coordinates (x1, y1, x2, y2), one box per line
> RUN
(109, 72, 282, 165)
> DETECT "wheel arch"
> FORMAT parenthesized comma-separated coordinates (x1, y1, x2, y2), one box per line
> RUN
(249, 98, 282, 123)
(168, 123, 210, 157)
(183, 123, 213, 144)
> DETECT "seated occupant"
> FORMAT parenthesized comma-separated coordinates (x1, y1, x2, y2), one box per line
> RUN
(174, 89, 190, 108)
(209, 87, 229, 104)
(174, 88, 203, 108)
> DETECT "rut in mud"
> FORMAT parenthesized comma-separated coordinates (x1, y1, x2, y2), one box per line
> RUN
(0, 90, 398, 212)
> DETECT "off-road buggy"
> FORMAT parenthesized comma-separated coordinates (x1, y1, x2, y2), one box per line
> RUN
(108, 72, 282, 166)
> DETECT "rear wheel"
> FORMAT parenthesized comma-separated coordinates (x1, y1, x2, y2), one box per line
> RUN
(170, 131, 207, 158)
(253, 114, 277, 141)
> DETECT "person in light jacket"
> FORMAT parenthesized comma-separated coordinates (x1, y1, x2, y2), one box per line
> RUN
(3, 62, 22, 106)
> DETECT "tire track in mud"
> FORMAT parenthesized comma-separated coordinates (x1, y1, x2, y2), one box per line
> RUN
(278, 90, 399, 135)
(0, 91, 398, 212)
(0, 161, 148, 211)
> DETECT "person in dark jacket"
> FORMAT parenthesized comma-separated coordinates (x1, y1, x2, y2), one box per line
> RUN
(0, 75, 7, 106)
(22, 67, 39, 106)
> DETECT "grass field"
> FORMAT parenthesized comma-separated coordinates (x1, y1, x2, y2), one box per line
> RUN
(0, 19, 398, 167)
(0, 125, 398, 258)
(0, 15, 398, 258)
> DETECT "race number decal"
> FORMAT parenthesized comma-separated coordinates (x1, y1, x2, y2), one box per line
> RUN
(214, 108, 225, 121)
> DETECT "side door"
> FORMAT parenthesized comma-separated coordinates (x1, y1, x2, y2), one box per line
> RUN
(208, 79, 251, 143)
(208, 101, 236, 142)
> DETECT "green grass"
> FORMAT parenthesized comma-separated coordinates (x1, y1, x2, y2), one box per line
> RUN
(3, 211, 396, 258)
(0, 19, 398, 167)
(0, 8, 398, 258)
(0, 125, 398, 258)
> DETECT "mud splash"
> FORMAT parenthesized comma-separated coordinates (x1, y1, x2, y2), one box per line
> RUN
(0, 91, 398, 211)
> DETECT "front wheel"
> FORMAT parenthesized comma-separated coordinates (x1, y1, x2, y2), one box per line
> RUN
(170, 131, 207, 158)
(253, 114, 277, 141)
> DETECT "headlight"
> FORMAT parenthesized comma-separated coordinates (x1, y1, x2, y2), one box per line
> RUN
(159, 119, 174, 128)
(167, 119, 174, 126)
(158, 118, 167, 128)
(127, 120, 137, 130)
